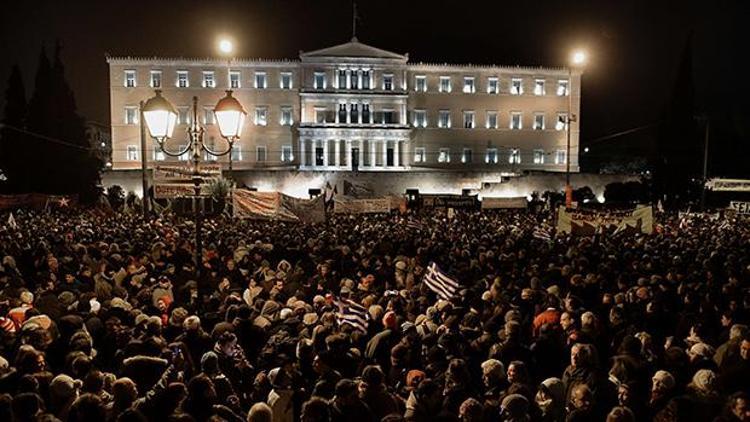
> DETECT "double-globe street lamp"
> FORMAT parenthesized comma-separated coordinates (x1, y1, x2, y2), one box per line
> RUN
(565, 50, 587, 207)
(140, 89, 246, 275)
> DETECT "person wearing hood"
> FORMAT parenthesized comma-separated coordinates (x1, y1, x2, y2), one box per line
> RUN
(357, 365, 401, 420)
(683, 369, 722, 421)
(536, 378, 565, 422)
(500, 393, 531, 422)
(48, 374, 81, 420)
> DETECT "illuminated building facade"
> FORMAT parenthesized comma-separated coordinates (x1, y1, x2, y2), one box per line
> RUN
(107, 38, 581, 176)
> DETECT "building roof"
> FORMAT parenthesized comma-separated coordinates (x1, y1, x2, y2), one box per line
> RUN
(300, 37, 407, 60)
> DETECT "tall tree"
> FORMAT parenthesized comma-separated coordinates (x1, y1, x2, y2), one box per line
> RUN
(0, 65, 28, 192)
(654, 32, 700, 204)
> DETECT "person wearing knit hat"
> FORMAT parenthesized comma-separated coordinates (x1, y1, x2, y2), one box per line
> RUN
(689, 369, 718, 395)
(458, 397, 483, 422)
(536, 378, 566, 422)
(169, 307, 189, 327)
(649, 370, 676, 416)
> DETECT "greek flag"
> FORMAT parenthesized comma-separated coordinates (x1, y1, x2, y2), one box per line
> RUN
(533, 226, 552, 241)
(424, 262, 460, 300)
(335, 297, 369, 333)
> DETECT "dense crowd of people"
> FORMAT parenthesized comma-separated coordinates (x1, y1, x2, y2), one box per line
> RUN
(0, 207, 749, 422)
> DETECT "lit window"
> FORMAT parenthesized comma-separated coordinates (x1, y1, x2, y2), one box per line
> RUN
(280, 106, 293, 126)
(463, 77, 475, 93)
(314, 72, 326, 89)
(124, 107, 138, 125)
(462, 148, 472, 163)
(254, 72, 267, 89)
(230, 71, 241, 89)
(256, 146, 267, 162)
(153, 147, 165, 161)
(150, 71, 162, 88)
(438, 148, 451, 163)
(177, 71, 189, 88)
(383, 74, 394, 91)
(556, 113, 568, 131)
(414, 147, 426, 163)
(281, 145, 293, 162)
(534, 79, 545, 95)
(486, 148, 498, 164)
(178, 107, 190, 125)
(534, 113, 545, 130)
(231, 145, 242, 161)
(510, 112, 522, 130)
(463, 111, 475, 129)
(350, 70, 359, 89)
(315, 107, 327, 124)
(415, 75, 427, 92)
(362, 70, 371, 89)
(124, 70, 136, 87)
(203, 108, 215, 125)
(555, 150, 567, 164)
(486, 111, 498, 129)
(534, 149, 545, 164)
(126, 145, 138, 161)
(438, 110, 451, 128)
(254, 107, 268, 126)
(203, 71, 215, 88)
(509, 148, 521, 164)
(487, 77, 499, 94)
(439, 76, 451, 93)
(280, 72, 292, 89)
(413, 110, 427, 128)
(511, 78, 523, 95)
(557, 79, 569, 96)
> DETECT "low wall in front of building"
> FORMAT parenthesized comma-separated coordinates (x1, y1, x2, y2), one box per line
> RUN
(103, 169, 637, 202)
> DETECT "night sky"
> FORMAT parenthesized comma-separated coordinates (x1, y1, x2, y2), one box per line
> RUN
(1, 0, 748, 173)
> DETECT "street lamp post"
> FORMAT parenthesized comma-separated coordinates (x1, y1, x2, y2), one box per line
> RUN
(565, 50, 586, 207)
(142, 89, 246, 276)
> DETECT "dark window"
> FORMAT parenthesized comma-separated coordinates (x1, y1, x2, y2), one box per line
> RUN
(315, 147, 324, 166)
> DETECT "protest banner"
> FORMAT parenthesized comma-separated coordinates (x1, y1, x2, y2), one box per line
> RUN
(481, 196, 528, 210)
(233, 190, 325, 223)
(333, 197, 392, 214)
(557, 205, 653, 235)
(729, 201, 750, 214)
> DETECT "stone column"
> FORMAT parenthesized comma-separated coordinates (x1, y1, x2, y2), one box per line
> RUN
(395, 140, 400, 167)
(300, 139, 306, 167)
(322, 140, 328, 167)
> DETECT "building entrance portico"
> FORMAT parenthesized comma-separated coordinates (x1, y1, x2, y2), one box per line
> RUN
(298, 127, 410, 171)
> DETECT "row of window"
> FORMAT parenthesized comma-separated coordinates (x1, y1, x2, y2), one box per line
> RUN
(125, 145, 294, 162)
(123, 70, 294, 89)
(124, 69, 569, 96)
(414, 75, 568, 96)
(124, 106, 295, 127)
(413, 148, 567, 165)
(415, 110, 569, 130)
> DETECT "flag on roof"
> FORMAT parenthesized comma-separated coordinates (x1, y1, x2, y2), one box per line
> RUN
(423, 262, 461, 300)
(335, 297, 369, 333)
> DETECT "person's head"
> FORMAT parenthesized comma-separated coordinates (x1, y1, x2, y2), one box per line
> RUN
(301, 397, 330, 422)
(507, 361, 527, 384)
(68, 393, 105, 422)
(571, 343, 592, 368)
(560, 312, 574, 330)
(481, 359, 505, 388)
(112, 378, 138, 409)
(217, 332, 238, 356)
(606, 406, 635, 422)
(500, 394, 529, 420)
(740, 337, 750, 361)
(359, 365, 384, 391)
(570, 384, 593, 410)
(247, 402, 273, 422)
(334, 379, 358, 406)
(652, 370, 676, 394)
(458, 397, 483, 422)
(186, 374, 217, 403)
(415, 379, 442, 410)
(726, 392, 750, 422)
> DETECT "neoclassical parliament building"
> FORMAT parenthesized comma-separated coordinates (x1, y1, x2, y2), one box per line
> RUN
(107, 38, 581, 188)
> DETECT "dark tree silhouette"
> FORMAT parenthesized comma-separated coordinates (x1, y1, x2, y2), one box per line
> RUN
(0, 65, 28, 192)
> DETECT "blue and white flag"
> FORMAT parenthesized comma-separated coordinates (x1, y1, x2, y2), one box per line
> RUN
(423, 262, 461, 300)
(335, 297, 369, 333)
